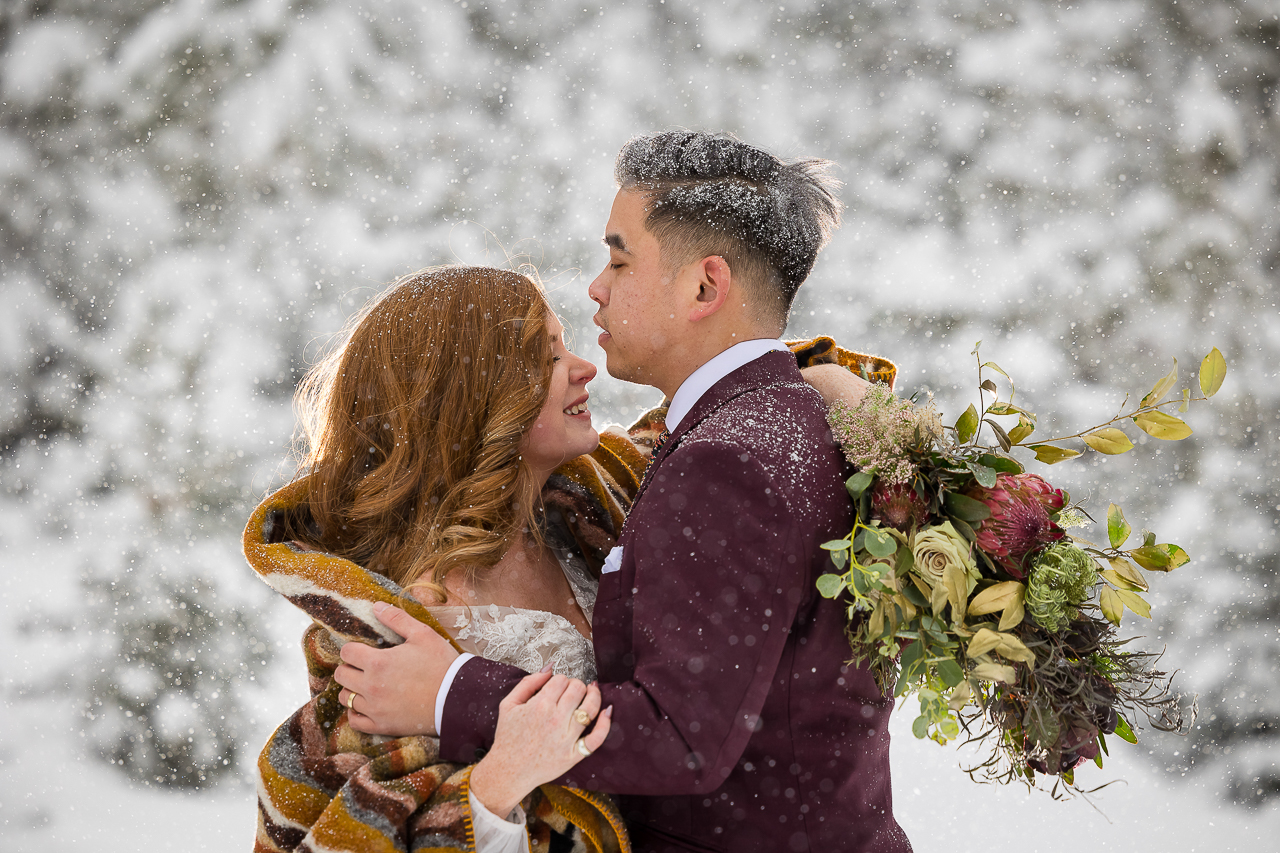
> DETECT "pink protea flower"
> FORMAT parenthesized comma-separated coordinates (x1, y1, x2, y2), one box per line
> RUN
(871, 481, 928, 531)
(967, 473, 1066, 579)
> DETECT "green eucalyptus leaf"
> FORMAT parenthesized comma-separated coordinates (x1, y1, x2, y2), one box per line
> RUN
(864, 529, 898, 559)
(829, 549, 848, 571)
(911, 714, 930, 739)
(821, 539, 848, 551)
(967, 461, 998, 488)
(816, 573, 846, 599)
(845, 470, 875, 499)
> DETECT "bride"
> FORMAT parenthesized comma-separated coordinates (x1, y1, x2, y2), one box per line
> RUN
(247, 265, 642, 853)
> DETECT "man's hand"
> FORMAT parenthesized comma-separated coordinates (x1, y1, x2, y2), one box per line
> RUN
(801, 362, 872, 408)
(334, 602, 459, 737)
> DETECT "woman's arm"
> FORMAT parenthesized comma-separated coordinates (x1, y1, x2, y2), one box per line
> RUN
(801, 362, 873, 408)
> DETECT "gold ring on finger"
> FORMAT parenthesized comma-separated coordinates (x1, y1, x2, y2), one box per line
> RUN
(573, 709, 592, 727)
(347, 691, 359, 711)
(575, 738, 593, 757)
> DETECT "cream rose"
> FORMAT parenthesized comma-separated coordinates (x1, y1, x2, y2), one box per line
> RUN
(911, 521, 979, 592)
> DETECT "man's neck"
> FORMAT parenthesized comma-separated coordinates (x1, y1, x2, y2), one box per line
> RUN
(655, 325, 782, 399)
(663, 338, 788, 431)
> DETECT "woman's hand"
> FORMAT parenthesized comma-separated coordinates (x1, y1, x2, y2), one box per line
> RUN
(467, 670, 613, 819)
(801, 362, 873, 408)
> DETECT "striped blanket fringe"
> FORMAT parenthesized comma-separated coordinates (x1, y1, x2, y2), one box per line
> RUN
(245, 433, 649, 853)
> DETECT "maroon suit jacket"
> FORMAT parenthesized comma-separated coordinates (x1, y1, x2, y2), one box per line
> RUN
(442, 351, 911, 853)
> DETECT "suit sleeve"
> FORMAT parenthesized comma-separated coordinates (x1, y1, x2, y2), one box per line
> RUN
(443, 440, 809, 796)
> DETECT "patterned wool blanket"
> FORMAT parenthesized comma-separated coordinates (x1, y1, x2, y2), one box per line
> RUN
(245, 337, 894, 853)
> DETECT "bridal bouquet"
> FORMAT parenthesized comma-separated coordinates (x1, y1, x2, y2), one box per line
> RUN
(818, 345, 1228, 790)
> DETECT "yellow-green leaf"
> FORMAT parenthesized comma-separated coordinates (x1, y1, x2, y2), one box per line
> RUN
(993, 633, 1036, 665)
(1106, 557, 1149, 591)
(970, 661, 1017, 684)
(1162, 544, 1190, 570)
(1134, 410, 1193, 440)
(1099, 586, 1124, 625)
(1114, 589, 1152, 619)
(955, 404, 979, 444)
(1008, 415, 1035, 445)
(967, 628, 1002, 658)
(1083, 428, 1135, 455)
(1199, 347, 1226, 397)
(968, 581, 1025, 616)
(1141, 358, 1178, 408)
(1107, 503, 1131, 549)
(1131, 544, 1173, 572)
(1101, 569, 1142, 591)
(1030, 444, 1083, 464)
(943, 563, 969, 624)
(998, 592, 1026, 632)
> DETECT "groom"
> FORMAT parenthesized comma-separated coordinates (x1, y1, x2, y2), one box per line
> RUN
(341, 132, 910, 853)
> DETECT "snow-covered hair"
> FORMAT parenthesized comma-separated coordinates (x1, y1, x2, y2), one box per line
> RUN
(614, 131, 842, 325)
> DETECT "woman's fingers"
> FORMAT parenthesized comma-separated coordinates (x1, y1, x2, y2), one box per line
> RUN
(573, 683, 602, 727)
(556, 676, 588, 714)
(579, 705, 613, 754)
(500, 669, 555, 710)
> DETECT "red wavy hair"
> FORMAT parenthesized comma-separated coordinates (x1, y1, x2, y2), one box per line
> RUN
(285, 265, 554, 601)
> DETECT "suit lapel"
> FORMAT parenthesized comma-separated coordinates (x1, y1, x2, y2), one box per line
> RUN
(629, 350, 802, 507)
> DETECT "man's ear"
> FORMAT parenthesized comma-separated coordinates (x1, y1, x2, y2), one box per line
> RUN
(689, 255, 732, 322)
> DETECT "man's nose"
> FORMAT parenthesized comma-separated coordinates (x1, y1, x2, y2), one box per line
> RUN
(587, 272, 607, 306)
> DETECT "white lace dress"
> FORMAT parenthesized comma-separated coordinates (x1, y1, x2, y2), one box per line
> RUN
(425, 545, 598, 682)
(424, 544, 598, 853)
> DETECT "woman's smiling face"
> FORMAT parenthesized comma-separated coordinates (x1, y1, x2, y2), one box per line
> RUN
(520, 314, 599, 480)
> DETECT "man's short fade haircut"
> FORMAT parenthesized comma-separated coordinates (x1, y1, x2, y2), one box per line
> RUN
(614, 130, 842, 325)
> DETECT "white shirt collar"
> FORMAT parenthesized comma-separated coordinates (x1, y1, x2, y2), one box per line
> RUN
(665, 339, 789, 432)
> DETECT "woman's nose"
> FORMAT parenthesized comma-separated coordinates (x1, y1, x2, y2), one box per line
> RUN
(573, 354, 597, 383)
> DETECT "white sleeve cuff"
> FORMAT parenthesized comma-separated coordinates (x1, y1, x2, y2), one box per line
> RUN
(468, 788, 529, 853)
(435, 652, 476, 736)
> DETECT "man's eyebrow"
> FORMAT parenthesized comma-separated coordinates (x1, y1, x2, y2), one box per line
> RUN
(603, 233, 628, 252)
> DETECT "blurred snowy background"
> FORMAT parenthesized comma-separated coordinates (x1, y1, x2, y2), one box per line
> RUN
(2, 0, 1278, 849)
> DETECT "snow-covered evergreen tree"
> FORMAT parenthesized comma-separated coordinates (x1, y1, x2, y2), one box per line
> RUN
(2, 0, 1275, 802)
